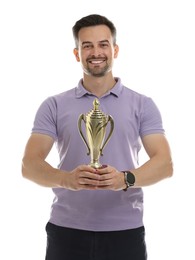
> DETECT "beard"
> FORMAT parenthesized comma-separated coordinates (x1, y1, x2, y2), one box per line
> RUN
(87, 66, 109, 77)
(84, 59, 111, 77)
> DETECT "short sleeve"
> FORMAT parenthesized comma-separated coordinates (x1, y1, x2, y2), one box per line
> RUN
(139, 97, 165, 137)
(32, 97, 58, 140)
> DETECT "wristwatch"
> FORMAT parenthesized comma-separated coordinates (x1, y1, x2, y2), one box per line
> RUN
(122, 171, 135, 191)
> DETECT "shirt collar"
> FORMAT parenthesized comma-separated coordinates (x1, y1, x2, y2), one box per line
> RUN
(75, 77, 123, 98)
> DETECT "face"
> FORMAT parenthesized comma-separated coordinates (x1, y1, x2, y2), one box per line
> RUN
(73, 25, 119, 77)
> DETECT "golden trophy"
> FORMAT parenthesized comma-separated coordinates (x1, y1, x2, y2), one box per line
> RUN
(78, 99, 114, 169)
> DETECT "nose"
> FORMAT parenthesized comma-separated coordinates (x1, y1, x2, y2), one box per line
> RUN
(91, 46, 102, 56)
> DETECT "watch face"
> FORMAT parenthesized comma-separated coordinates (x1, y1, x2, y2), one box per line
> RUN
(126, 171, 135, 186)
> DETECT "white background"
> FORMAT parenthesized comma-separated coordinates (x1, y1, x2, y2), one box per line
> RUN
(0, 0, 195, 259)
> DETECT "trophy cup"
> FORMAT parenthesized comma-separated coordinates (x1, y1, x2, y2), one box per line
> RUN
(78, 98, 114, 169)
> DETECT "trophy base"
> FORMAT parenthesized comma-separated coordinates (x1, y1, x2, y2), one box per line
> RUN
(89, 162, 102, 169)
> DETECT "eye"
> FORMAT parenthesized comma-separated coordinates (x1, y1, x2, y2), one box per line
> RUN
(83, 44, 93, 49)
(100, 42, 109, 48)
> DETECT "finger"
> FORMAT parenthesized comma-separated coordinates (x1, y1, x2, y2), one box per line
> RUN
(97, 178, 113, 186)
(79, 165, 97, 173)
(98, 164, 107, 169)
(79, 177, 100, 186)
(96, 166, 111, 175)
(79, 171, 100, 180)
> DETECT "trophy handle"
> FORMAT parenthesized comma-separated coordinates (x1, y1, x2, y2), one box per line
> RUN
(78, 114, 90, 155)
(100, 115, 114, 156)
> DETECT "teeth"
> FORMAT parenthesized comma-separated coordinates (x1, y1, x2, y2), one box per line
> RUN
(90, 60, 103, 64)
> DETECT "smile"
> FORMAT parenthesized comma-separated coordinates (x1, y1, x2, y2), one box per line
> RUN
(88, 58, 106, 64)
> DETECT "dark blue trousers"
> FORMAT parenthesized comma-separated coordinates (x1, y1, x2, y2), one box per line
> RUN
(45, 222, 147, 260)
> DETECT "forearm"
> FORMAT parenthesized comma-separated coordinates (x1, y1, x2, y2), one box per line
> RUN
(131, 155, 173, 187)
(22, 157, 66, 188)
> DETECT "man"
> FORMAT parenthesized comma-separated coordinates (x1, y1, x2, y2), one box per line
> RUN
(22, 14, 173, 260)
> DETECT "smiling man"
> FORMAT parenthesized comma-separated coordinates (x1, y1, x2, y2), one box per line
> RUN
(22, 14, 173, 260)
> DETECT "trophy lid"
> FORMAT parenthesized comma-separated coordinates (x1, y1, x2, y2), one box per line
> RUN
(87, 98, 107, 119)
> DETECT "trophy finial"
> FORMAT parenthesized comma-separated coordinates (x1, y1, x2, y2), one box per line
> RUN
(93, 98, 100, 110)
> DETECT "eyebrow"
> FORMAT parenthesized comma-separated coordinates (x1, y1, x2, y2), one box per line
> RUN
(81, 40, 110, 46)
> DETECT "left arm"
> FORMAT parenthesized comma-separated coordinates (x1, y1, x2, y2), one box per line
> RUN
(131, 133, 173, 187)
(96, 133, 173, 190)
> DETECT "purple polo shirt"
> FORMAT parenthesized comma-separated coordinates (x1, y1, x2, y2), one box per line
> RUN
(32, 77, 164, 231)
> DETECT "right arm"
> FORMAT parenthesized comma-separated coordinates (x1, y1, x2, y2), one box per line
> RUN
(21, 133, 99, 189)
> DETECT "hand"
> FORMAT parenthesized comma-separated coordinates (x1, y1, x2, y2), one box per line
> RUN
(66, 165, 102, 191)
(94, 165, 126, 191)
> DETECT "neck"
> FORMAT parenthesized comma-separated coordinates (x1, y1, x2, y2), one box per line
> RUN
(82, 74, 116, 97)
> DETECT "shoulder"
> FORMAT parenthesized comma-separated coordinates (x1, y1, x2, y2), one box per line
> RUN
(122, 85, 149, 101)
(39, 87, 77, 108)
(120, 85, 156, 112)
(49, 87, 76, 102)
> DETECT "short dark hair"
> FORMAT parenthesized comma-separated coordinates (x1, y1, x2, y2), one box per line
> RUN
(72, 14, 117, 47)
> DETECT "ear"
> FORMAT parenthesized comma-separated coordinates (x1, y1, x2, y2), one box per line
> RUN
(73, 48, 80, 62)
(114, 44, 119, 58)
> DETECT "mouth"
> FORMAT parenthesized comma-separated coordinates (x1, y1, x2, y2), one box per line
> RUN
(87, 58, 106, 65)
